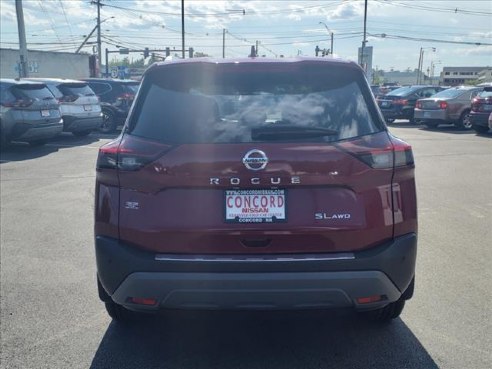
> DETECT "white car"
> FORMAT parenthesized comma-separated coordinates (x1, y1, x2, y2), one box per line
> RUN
(25, 78, 102, 136)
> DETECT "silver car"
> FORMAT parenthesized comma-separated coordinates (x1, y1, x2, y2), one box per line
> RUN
(414, 86, 483, 129)
(25, 78, 102, 137)
(0, 79, 63, 147)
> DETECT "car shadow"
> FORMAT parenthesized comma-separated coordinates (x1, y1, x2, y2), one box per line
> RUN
(90, 310, 439, 369)
(0, 132, 119, 164)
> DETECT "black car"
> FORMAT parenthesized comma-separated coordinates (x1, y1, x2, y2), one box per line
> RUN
(81, 78, 139, 133)
(377, 85, 445, 124)
(470, 86, 492, 133)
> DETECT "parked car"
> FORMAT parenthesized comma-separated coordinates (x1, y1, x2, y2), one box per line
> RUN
(81, 78, 139, 133)
(489, 112, 492, 131)
(377, 85, 445, 123)
(25, 78, 102, 136)
(414, 86, 482, 129)
(95, 57, 417, 324)
(470, 86, 492, 134)
(0, 79, 63, 147)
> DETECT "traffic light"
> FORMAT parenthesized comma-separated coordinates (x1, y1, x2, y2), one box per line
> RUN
(165, 47, 170, 57)
(189, 47, 194, 58)
(315, 45, 320, 57)
(143, 47, 149, 58)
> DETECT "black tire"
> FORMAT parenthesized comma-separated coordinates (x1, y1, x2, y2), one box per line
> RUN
(472, 124, 489, 134)
(105, 301, 133, 322)
(424, 122, 438, 129)
(72, 130, 92, 137)
(456, 110, 472, 130)
(100, 109, 117, 134)
(361, 299, 406, 323)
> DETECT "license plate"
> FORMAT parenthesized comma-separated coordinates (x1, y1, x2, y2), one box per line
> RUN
(84, 105, 92, 111)
(41, 110, 50, 117)
(424, 112, 432, 118)
(380, 101, 390, 108)
(225, 189, 286, 223)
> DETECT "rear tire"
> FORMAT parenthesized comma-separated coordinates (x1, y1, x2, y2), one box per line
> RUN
(361, 299, 406, 323)
(456, 110, 472, 130)
(472, 125, 489, 134)
(105, 301, 133, 322)
(424, 122, 438, 129)
(100, 109, 117, 134)
(72, 130, 92, 137)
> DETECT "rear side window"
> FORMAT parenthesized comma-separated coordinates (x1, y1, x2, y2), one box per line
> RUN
(12, 84, 54, 100)
(389, 86, 417, 96)
(58, 83, 95, 97)
(130, 63, 381, 144)
(88, 82, 111, 95)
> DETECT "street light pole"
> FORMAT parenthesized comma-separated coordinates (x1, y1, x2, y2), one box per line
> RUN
(361, 0, 368, 68)
(96, 0, 102, 77)
(15, 0, 28, 78)
(181, 0, 185, 58)
(319, 22, 334, 55)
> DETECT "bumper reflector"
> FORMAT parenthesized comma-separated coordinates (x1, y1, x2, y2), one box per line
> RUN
(128, 297, 157, 306)
(357, 295, 384, 304)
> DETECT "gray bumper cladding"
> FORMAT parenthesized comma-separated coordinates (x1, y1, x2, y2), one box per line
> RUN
(112, 270, 401, 311)
(96, 233, 417, 312)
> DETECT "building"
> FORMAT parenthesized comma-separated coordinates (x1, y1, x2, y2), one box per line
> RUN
(477, 68, 492, 84)
(439, 66, 489, 86)
(0, 48, 92, 79)
(378, 70, 430, 86)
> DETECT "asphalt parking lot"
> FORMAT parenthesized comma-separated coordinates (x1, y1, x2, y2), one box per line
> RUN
(1, 123, 491, 369)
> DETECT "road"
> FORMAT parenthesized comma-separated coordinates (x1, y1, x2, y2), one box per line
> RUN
(1, 123, 491, 369)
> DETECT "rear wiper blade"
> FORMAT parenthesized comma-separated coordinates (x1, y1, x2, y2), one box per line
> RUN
(252, 125, 338, 141)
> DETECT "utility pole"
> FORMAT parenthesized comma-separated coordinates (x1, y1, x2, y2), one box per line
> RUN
(96, 0, 102, 77)
(417, 48, 423, 84)
(222, 29, 226, 58)
(331, 32, 334, 55)
(15, 0, 28, 77)
(360, 0, 368, 70)
(181, 0, 185, 58)
(256, 40, 259, 57)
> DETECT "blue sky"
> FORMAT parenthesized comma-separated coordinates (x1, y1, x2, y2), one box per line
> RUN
(1, 0, 491, 74)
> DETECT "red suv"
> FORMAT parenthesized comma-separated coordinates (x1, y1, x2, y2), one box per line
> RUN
(95, 58, 417, 323)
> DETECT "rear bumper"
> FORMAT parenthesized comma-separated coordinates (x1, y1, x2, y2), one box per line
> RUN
(96, 233, 417, 311)
(414, 109, 451, 122)
(469, 112, 489, 127)
(11, 121, 63, 142)
(63, 115, 103, 132)
(380, 107, 413, 120)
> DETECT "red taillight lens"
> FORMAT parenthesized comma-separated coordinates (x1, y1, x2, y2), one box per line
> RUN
(415, 101, 422, 109)
(1, 98, 34, 108)
(394, 99, 408, 105)
(340, 133, 414, 169)
(96, 135, 171, 171)
(471, 99, 480, 112)
(128, 297, 157, 306)
(438, 101, 448, 109)
(117, 93, 134, 100)
(59, 95, 78, 103)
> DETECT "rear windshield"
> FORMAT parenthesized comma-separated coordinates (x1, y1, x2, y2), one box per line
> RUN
(478, 89, 492, 98)
(130, 63, 381, 144)
(12, 84, 54, 100)
(123, 83, 139, 94)
(431, 88, 467, 99)
(58, 83, 95, 97)
(388, 86, 418, 96)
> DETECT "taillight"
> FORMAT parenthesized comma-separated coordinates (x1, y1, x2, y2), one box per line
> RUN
(471, 99, 480, 112)
(415, 101, 422, 109)
(340, 133, 414, 169)
(394, 99, 408, 105)
(117, 93, 134, 100)
(1, 98, 34, 108)
(59, 95, 78, 103)
(96, 135, 171, 171)
(438, 101, 448, 109)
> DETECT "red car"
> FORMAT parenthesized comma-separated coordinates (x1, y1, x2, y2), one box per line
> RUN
(95, 58, 417, 323)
